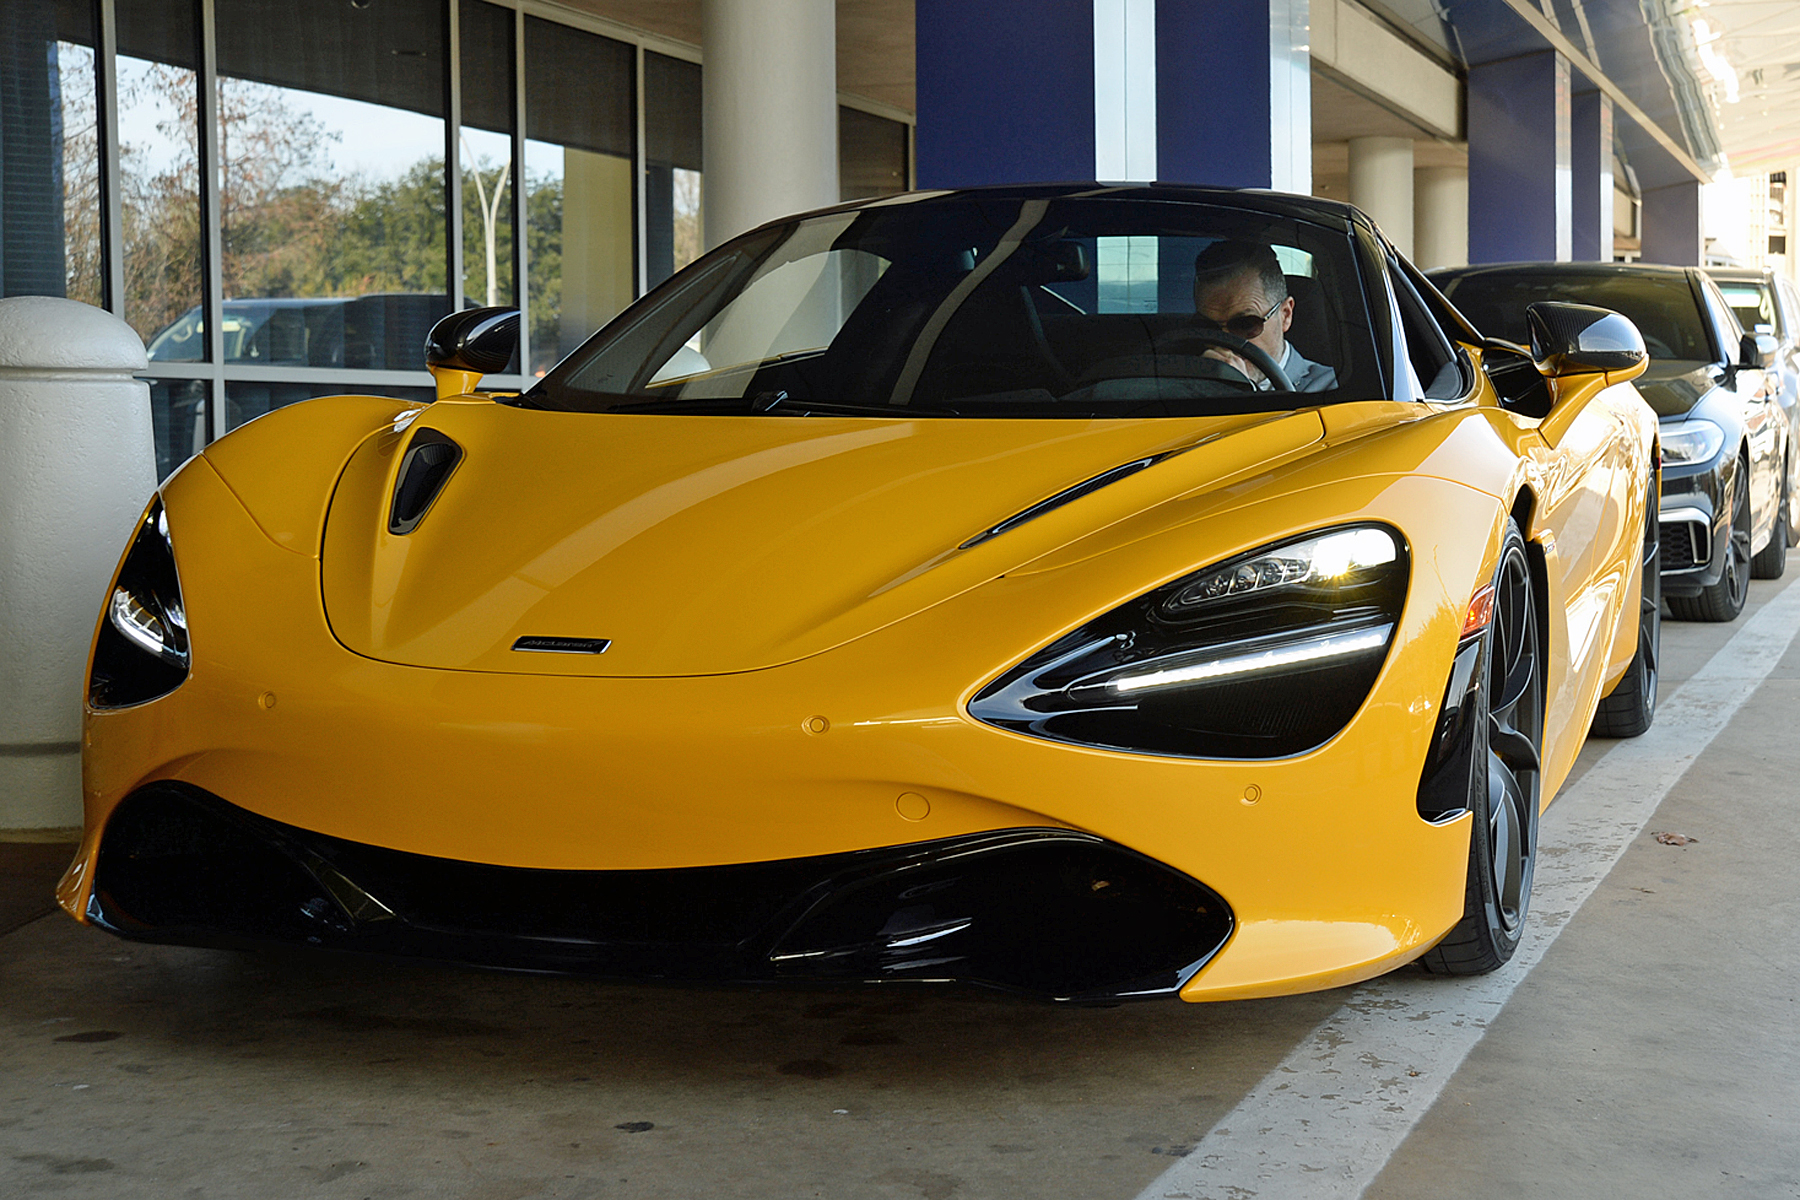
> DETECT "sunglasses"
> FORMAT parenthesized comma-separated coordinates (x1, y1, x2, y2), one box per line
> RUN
(1197, 297, 1284, 340)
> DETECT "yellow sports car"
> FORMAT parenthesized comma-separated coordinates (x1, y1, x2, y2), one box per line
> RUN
(60, 186, 1660, 1002)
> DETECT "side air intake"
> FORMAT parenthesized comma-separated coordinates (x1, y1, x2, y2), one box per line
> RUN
(389, 428, 463, 535)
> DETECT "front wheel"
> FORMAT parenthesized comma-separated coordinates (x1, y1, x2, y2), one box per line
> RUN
(1752, 458, 1788, 579)
(1419, 520, 1543, 976)
(1593, 475, 1660, 738)
(1786, 446, 1800, 547)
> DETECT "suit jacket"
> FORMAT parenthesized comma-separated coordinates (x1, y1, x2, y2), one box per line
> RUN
(1276, 342, 1337, 392)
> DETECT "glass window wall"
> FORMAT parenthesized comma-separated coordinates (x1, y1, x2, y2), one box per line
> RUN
(840, 106, 909, 202)
(523, 18, 635, 377)
(146, 380, 209, 481)
(1, 0, 100, 304)
(118, 0, 204, 353)
(214, 0, 450, 410)
(459, 0, 516, 313)
(646, 52, 702, 291)
(6, 0, 911, 476)
(225, 379, 432, 425)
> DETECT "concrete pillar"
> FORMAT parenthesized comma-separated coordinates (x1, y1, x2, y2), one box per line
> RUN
(1348, 136, 1414, 256)
(1414, 166, 1469, 270)
(1468, 51, 1572, 262)
(1641, 181, 1703, 266)
(1572, 90, 1615, 261)
(701, 0, 837, 248)
(915, 0, 1309, 192)
(0, 298, 155, 831)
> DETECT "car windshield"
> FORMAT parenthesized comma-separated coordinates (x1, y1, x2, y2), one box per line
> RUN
(520, 195, 1383, 418)
(1715, 280, 1775, 334)
(1437, 271, 1713, 362)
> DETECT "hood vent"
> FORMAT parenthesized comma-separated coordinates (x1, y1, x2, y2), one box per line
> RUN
(389, 428, 463, 535)
(960, 451, 1178, 550)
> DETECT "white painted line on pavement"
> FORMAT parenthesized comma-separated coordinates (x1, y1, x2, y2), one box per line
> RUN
(1138, 578, 1800, 1200)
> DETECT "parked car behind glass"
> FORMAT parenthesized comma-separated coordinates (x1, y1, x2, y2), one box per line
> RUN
(148, 293, 451, 371)
(1431, 262, 1786, 621)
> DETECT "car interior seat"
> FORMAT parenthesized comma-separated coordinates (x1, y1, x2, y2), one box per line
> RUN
(1284, 273, 1332, 368)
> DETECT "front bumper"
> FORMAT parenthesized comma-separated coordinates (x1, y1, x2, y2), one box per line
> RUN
(1659, 457, 1730, 598)
(86, 783, 1233, 1002)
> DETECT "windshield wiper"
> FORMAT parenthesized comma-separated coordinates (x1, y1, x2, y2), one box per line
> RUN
(753, 391, 952, 418)
(578, 392, 946, 418)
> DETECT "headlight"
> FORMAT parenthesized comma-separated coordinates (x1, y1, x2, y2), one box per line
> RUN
(1660, 419, 1724, 465)
(89, 499, 190, 709)
(969, 524, 1408, 759)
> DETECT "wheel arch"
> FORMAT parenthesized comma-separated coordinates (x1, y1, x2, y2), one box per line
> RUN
(1509, 487, 1551, 670)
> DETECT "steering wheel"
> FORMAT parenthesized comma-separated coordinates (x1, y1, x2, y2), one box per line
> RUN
(1149, 327, 1296, 392)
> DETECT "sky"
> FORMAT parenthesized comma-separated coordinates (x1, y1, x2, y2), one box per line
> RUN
(112, 53, 484, 182)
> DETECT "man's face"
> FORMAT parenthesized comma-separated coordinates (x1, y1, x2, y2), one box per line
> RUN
(1194, 269, 1294, 364)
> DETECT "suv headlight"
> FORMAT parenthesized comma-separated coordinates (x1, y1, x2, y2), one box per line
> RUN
(1660, 419, 1724, 465)
(89, 498, 190, 709)
(969, 524, 1408, 759)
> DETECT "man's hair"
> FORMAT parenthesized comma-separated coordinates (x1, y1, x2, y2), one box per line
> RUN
(1193, 240, 1288, 302)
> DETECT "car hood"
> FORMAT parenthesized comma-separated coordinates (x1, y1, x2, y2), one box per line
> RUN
(319, 401, 1328, 676)
(1635, 361, 1719, 420)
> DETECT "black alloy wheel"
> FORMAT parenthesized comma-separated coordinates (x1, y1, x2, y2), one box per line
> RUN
(1670, 455, 1751, 621)
(1752, 454, 1789, 579)
(1420, 520, 1543, 975)
(1592, 474, 1660, 737)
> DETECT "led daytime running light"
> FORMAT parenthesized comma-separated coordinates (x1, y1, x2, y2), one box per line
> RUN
(1107, 625, 1391, 694)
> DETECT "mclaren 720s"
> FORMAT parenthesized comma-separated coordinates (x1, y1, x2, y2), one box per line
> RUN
(61, 185, 1661, 1003)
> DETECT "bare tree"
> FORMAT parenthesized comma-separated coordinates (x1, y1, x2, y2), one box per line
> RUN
(462, 136, 511, 307)
(57, 42, 104, 308)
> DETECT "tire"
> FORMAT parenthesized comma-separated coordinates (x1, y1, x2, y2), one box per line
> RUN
(1668, 455, 1751, 622)
(1592, 476, 1660, 738)
(1753, 462, 1788, 579)
(1785, 437, 1800, 550)
(1787, 453, 1799, 547)
(1419, 520, 1543, 976)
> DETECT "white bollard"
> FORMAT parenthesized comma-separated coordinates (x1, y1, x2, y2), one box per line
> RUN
(0, 297, 156, 832)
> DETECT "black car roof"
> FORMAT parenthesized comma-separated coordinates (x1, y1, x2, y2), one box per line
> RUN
(1429, 261, 1696, 281)
(803, 183, 1368, 236)
(1705, 267, 1773, 282)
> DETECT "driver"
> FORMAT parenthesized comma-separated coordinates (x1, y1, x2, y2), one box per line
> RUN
(1191, 240, 1336, 392)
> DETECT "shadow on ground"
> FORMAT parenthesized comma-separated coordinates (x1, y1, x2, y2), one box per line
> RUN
(2, 912, 1347, 1199)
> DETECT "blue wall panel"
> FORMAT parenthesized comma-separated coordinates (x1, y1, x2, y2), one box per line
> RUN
(1155, 1, 1273, 188)
(1640, 181, 1701, 266)
(914, 0, 1095, 188)
(1468, 51, 1571, 262)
